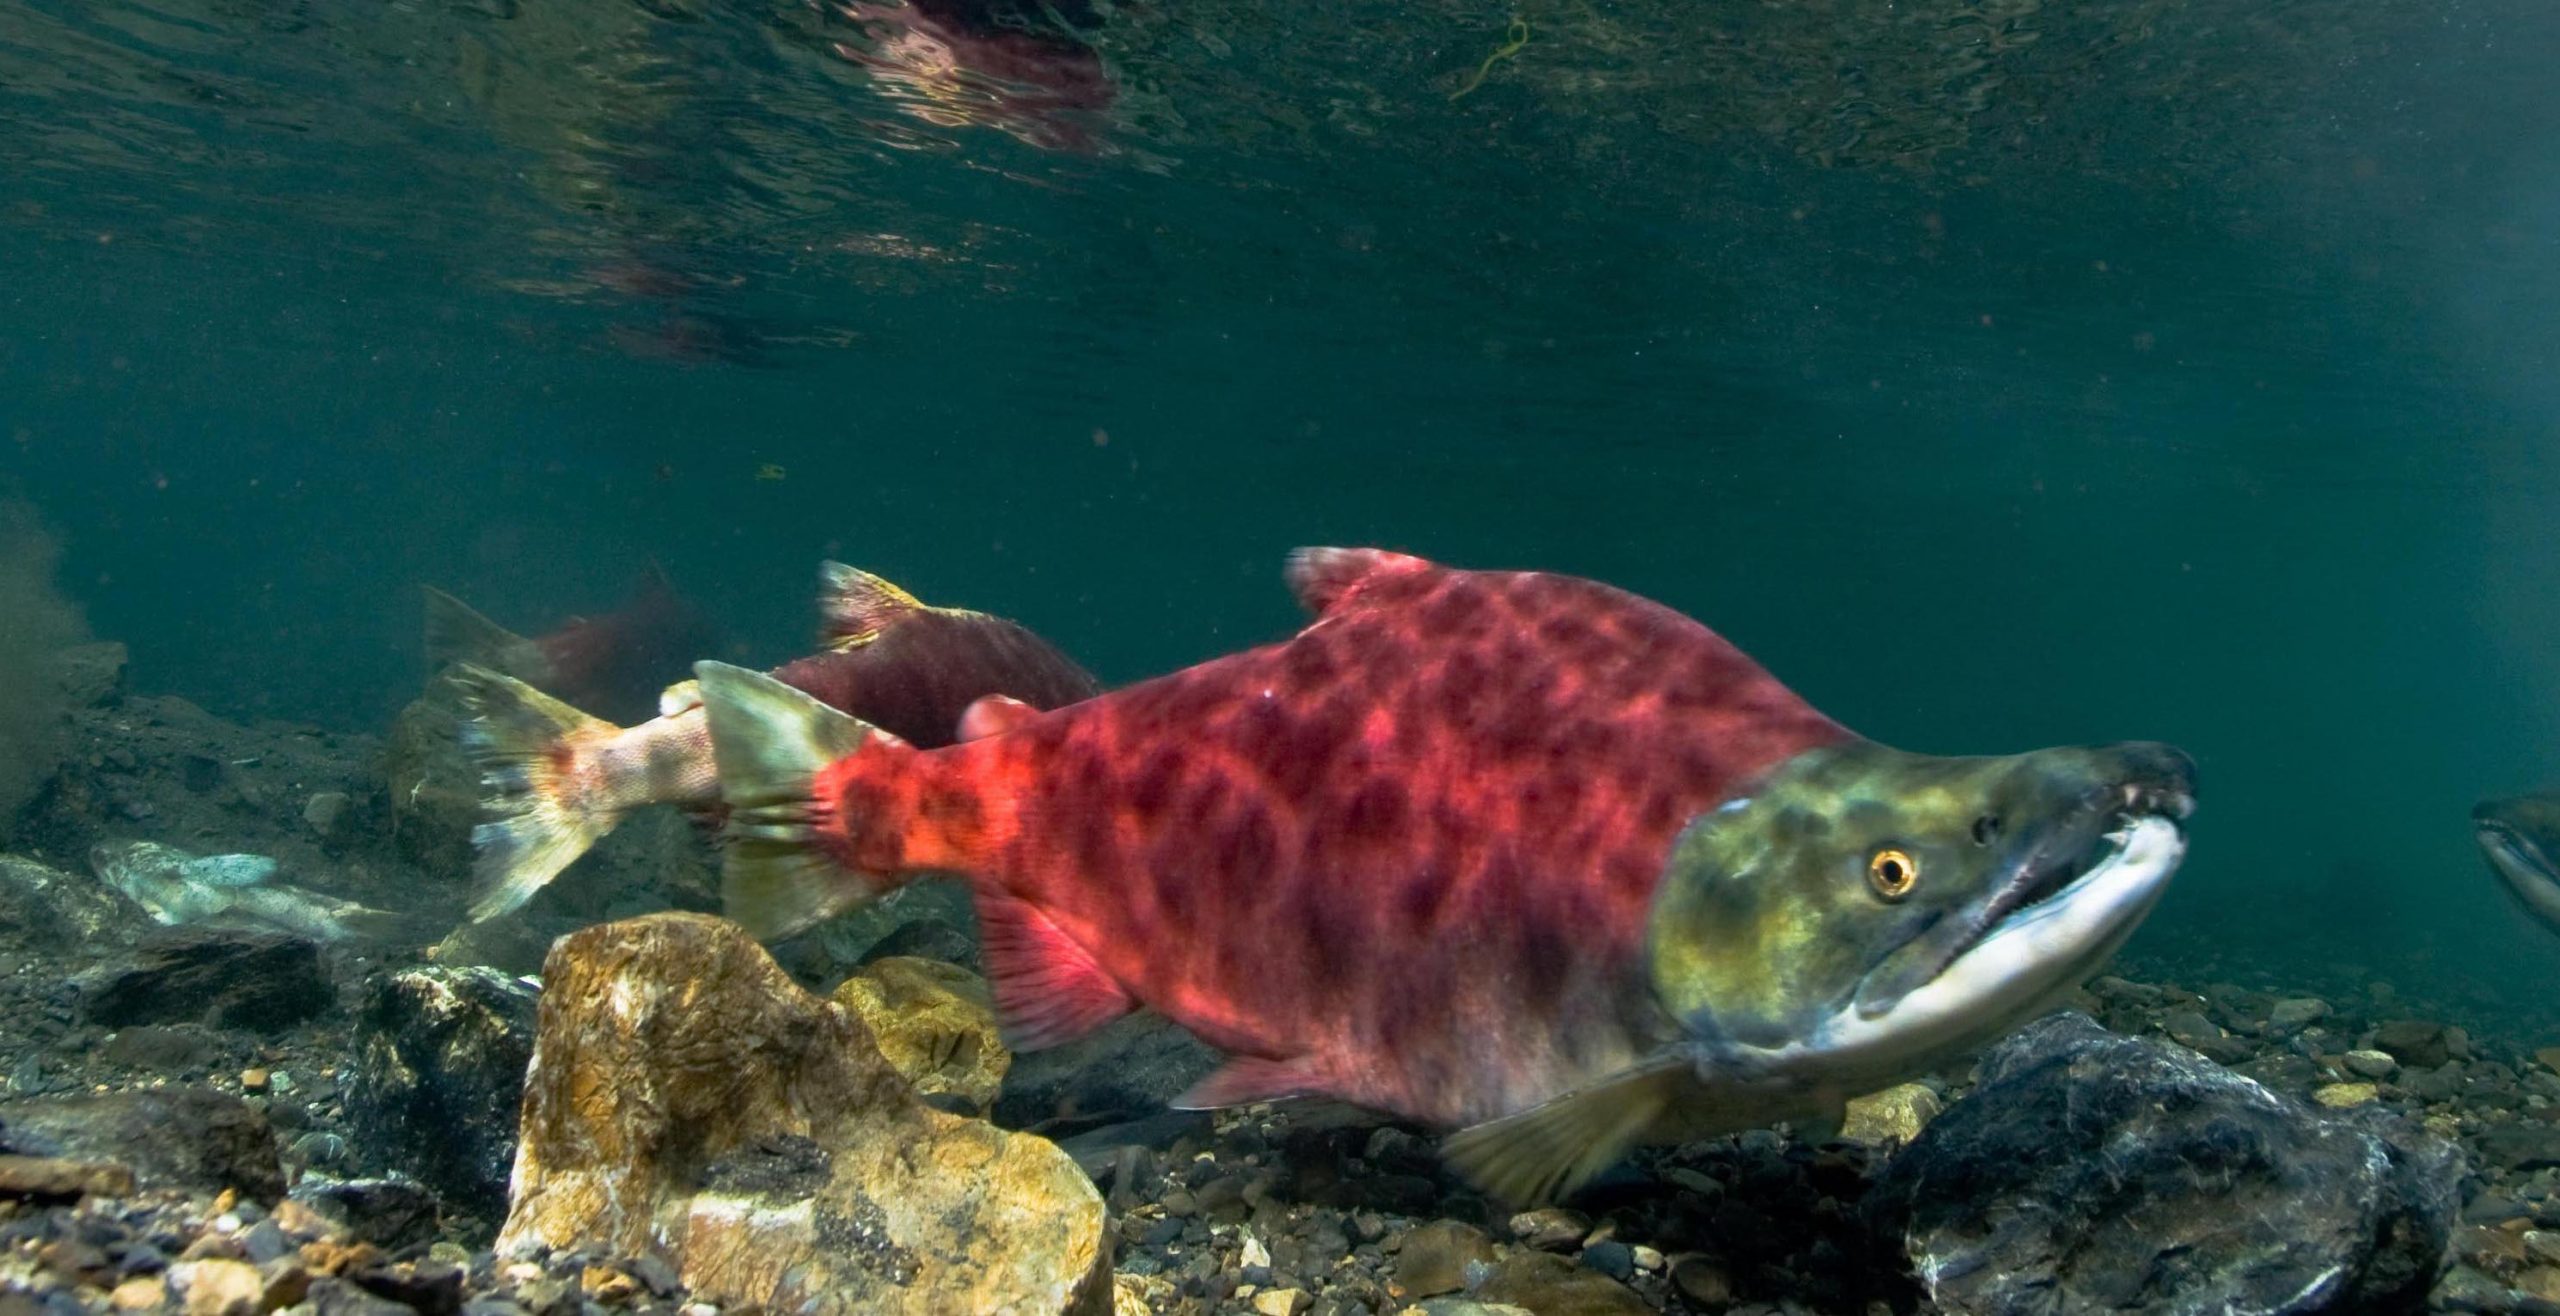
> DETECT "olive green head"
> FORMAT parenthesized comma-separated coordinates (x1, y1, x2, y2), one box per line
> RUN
(1645, 739, 2195, 1083)
(2475, 791, 2560, 934)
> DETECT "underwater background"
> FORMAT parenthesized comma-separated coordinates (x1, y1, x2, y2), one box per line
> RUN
(4, 0, 2560, 1040)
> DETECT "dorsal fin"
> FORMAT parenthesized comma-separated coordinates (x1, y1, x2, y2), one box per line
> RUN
(817, 562, 928, 650)
(958, 694, 1042, 743)
(1283, 547, 1433, 617)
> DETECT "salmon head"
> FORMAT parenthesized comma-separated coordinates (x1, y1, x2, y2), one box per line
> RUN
(1646, 739, 2196, 1095)
(2474, 791, 2560, 934)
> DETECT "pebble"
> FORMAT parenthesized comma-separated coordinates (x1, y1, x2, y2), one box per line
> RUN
(1392, 1221, 1496, 1300)
(1252, 1288, 1311, 1316)
(239, 1069, 269, 1095)
(109, 1277, 166, 1311)
(1627, 1244, 1664, 1272)
(2267, 998, 2331, 1033)
(2313, 1082, 2379, 1108)
(172, 1257, 263, 1316)
(1670, 1256, 1736, 1305)
(1580, 1239, 1636, 1281)
(2342, 1050, 2398, 1080)
(1505, 1208, 1588, 1252)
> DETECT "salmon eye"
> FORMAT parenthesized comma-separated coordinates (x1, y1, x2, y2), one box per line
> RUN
(1868, 848, 1918, 900)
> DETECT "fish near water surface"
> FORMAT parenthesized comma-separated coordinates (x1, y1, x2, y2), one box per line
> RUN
(696, 548, 2197, 1201)
(452, 562, 1100, 921)
(2475, 791, 2560, 933)
(423, 562, 718, 723)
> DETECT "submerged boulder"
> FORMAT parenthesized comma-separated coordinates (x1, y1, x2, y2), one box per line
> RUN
(1868, 1011, 2460, 1315)
(343, 965, 539, 1219)
(381, 672, 482, 882)
(0, 853, 150, 952)
(72, 927, 335, 1032)
(0, 1086, 284, 1200)
(496, 913, 1110, 1315)
(830, 955, 1009, 1115)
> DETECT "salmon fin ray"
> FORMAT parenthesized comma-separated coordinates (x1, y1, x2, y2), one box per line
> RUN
(658, 678, 703, 717)
(423, 586, 547, 680)
(817, 561, 926, 650)
(958, 694, 1042, 743)
(974, 891, 1134, 1050)
(1283, 547, 1433, 617)
(694, 661, 883, 941)
(451, 663, 625, 922)
(1440, 1056, 1688, 1205)
(1172, 1055, 1328, 1110)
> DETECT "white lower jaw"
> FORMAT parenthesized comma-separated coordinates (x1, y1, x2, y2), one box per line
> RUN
(2483, 830, 2560, 931)
(1773, 814, 2187, 1089)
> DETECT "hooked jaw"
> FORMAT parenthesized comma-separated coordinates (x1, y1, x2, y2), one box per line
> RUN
(1647, 738, 2196, 1096)
(2475, 798, 2560, 932)
(1813, 745, 2195, 1078)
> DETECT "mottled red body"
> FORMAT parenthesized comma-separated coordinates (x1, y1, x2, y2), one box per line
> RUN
(774, 608, 1102, 750)
(798, 550, 1855, 1127)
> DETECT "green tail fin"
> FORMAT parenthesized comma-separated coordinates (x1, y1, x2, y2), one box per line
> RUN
(451, 663, 623, 922)
(693, 660, 883, 941)
(423, 586, 547, 682)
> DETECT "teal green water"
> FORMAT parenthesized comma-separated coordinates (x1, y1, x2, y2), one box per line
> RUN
(4, 0, 2558, 1027)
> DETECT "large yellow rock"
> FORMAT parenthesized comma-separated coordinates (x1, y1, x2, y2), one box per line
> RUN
(496, 913, 1109, 1315)
(832, 956, 1010, 1113)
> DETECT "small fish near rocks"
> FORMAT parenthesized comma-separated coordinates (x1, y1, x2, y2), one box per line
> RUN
(495, 912, 1111, 1315)
(1867, 1011, 2462, 1315)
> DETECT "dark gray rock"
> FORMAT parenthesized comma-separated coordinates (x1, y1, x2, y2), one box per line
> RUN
(342, 966, 537, 1217)
(290, 1176, 443, 1252)
(2372, 1020, 2451, 1071)
(1868, 1011, 2460, 1316)
(72, 927, 334, 1032)
(0, 855, 150, 952)
(856, 917, 982, 973)
(2476, 1123, 2560, 1172)
(993, 1011, 1221, 1135)
(51, 642, 128, 709)
(0, 1086, 284, 1200)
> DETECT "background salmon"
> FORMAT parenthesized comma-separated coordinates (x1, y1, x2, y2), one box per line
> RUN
(452, 562, 1100, 921)
(424, 562, 719, 724)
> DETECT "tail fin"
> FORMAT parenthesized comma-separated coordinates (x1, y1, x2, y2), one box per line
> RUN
(424, 586, 548, 682)
(450, 663, 625, 922)
(693, 660, 885, 941)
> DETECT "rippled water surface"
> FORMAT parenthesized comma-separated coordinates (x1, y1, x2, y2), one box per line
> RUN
(4, 0, 2560, 1028)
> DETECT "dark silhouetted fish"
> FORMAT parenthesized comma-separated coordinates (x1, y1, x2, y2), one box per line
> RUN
(424, 562, 718, 723)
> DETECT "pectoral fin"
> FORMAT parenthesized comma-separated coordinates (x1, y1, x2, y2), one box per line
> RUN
(1440, 1054, 1691, 1205)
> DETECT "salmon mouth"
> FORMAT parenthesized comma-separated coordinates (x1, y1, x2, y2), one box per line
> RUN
(2479, 819, 2558, 889)
(1954, 781, 2196, 970)
(1808, 752, 2192, 1079)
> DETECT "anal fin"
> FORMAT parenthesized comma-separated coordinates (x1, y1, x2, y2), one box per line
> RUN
(974, 891, 1134, 1050)
(1173, 1055, 1328, 1110)
(1440, 1055, 1689, 1205)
